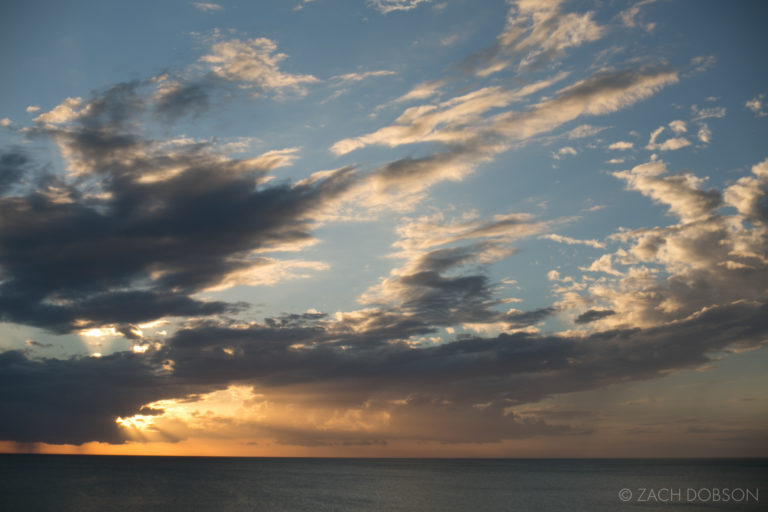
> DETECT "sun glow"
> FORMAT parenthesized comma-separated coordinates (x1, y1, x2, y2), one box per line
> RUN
(115, 385, 264, 437)
(80, 327, 119, 338)
(115, 414, 156, 431)
(113, 384, 395, 448)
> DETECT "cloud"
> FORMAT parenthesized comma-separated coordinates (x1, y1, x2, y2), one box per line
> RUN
(34, 97, 85, 125)
(691, 105, 726, 121)
(0, 118, 11, 127)
(580, 253, 622, 276)
(329, 66, 676, 213)
(540, 233, 604, 249)
(609, 141, 634, 150)
(619, 0, 657, 32)
(201, 258, 330, 292)
(332, 85, 521, 155)
(697, 123, 712, 144)
(613, 159, 721, 223)
(356, 211, 554, 332)
(668, 120, 686, 134)
(564, 124, 607, 139)
(3, 0, 764, 451)
(367, 0, 431, 14)
(440, 34, 460, 47)
(2, 158, 766, 447)
(390, 79, 445, 104)
(0, 151, 31, 195)
(689, 55, 716, 73)
(552, 146, 577, 160)
(656, 137, 690, 151)
(0, 82, 358, 333)
(552, 157, 768, 333)
(331, 70, 396, 84)
(723, 158, 768, 224)
(491, 67, 678, 140)
(25, 106, 40, 113)
(153, 80, 211, 122)
(193, 2, 222, 11)
(469, 0, 604, 77)
(0, 349, 199, 445)
(200, 38, 319, 97)
(336, 67, 672, 156)
(292, 0, 316, 11)
(574, 309, 615, 324)
(645, 125, 690, 151)
(2, 297, 765, 445)
(746, 94, 767, 117)
(25, 339, 54, 348)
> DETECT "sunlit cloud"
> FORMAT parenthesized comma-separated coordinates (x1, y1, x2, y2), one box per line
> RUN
(331, 70, 396, 84)
(746, 93, 767, 117)
(609, 141, 634, 150)
(201, 38, 319, 96)
(540, 233, 604, 249)
(645, 125, 691, 151)
(474, 0, 604, 77)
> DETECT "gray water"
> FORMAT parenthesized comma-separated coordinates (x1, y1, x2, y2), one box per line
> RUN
(0, 456, 764, 511)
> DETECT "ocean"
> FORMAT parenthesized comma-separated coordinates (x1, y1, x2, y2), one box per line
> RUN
(0, 456, 764, 511)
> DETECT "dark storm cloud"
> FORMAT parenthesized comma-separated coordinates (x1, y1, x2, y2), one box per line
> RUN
(575, 309, 616, 324)
(0, 81, 357, 332)
(0, 350, 189, 445)
(2, 299, 764, 445)
(79, 80, 146, 131)
(0, 151, 29, 194)
(154, 81, 211, 122)
(160, 299, 768, 404)
(361, 241, 554, 332)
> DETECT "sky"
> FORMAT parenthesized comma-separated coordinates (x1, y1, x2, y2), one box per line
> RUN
(0, 0, 767, 457)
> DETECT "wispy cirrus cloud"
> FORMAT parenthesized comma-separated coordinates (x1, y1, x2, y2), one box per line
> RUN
(691, 104, 726, 121)
(468, 0, 604, 77)
(332, 85, 526, 155)
(330, 70, 396, 85)
(193, 2, 222, 12)
(618, 0, 658, 32)
(367, 0, 431, 15)
(540, 233, 604, 249)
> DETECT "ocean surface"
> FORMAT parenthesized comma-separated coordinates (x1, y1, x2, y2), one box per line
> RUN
(0, 456, 764, 511)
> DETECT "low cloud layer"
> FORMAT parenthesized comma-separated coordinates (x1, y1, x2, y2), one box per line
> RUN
(2, 298, 764, 445)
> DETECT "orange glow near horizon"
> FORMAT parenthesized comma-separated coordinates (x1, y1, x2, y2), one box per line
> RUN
(3, 432, 765, 459)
